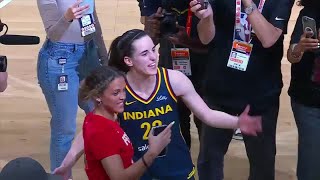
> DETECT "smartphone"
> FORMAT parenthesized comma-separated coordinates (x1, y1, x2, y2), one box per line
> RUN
(80, 0, 94, 14)
(197, 0, 209, 10)
(152, 124, 168, 157)
(302, 16, 318, 39)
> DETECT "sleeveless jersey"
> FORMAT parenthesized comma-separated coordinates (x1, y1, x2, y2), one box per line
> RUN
(119, 68, 195, 178)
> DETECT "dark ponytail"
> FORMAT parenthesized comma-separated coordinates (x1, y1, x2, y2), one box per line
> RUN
(108, 29, 148, 73)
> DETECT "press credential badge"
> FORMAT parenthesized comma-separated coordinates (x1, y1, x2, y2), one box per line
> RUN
(171, 48, 192, 76)
(79, 14, 96, 37)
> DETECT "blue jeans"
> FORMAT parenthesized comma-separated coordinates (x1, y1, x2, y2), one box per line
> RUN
(197, 100, 279, 180)
(291, 99, 320, 180)
(37, 39, 101, 172)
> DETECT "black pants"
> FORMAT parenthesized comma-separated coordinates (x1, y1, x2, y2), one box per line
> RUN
(197, 99, 279, 180)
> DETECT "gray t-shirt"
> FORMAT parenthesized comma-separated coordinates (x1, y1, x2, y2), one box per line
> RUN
(37, 0, 108, 61)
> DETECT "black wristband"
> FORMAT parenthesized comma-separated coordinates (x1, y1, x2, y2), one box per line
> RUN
(142, 155, 149, 168)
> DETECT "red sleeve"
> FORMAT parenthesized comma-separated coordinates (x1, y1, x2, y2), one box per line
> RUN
(86, 124, 121, 160)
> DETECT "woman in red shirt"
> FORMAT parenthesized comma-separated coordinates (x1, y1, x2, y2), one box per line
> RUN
(79, 66, 173, 180)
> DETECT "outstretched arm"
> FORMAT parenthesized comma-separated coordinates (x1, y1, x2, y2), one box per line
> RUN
(168, 69, 261, 135)
(53, 131, 84, 179)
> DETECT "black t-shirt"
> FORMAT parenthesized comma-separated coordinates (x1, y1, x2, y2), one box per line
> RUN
(288, 7, 320, 108)
(204, 0, 294, 115)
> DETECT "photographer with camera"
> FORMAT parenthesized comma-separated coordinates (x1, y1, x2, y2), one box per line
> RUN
(190, 0, 295, 179)
(137, 0, 207, 151)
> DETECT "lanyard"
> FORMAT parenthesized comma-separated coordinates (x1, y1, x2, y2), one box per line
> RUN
(186, 7, 193, 37)
(171, 7, 192, 37)
(234, 0, 266, 42)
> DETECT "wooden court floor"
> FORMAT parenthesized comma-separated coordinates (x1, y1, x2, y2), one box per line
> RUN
(0, 0, 301, 179)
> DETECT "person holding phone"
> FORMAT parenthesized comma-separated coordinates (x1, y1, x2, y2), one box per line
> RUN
(36, 0, 108, 174)
(54, 29, 262, 180)
(79, 66, 173, 180)
(190, 0, 294, 179)
(152, 124, 171, 157)
(137, 0, 208, 151)
(287, 1, 320, 179)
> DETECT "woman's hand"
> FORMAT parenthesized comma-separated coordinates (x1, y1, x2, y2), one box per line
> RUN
(238, 105, 262, 136)
(64, 0, 90, 22)
(168, 25, 190, 47)
(147, 122, 174, 156)
(144, 7, 163, 44)
(52, 164, 71, 180)
(296, 31, 320, 52)
(190, 0, 213, 20)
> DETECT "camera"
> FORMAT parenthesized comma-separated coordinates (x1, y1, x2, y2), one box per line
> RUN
(159, 0, 178, 37)
(159, 12, 178, 37)
(158, 0, 208, 37)
(0, 19, 40, 72)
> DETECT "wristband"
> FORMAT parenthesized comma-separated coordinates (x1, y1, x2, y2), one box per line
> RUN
(142, 155, 149, 168)
(291, 44, 303, 59)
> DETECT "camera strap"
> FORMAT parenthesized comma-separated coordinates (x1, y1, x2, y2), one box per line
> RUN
(171, 7, 192, 36)
(234, 0, 265, 43)
(170, 3, 193, 75)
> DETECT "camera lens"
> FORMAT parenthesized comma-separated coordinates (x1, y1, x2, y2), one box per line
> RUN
(160, 13, 177, 36)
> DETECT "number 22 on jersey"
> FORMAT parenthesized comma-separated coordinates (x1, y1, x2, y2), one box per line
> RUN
(140, 120, 162, 140)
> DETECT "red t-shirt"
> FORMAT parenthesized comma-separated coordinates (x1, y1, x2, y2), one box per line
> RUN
(83, 112, 134, 180)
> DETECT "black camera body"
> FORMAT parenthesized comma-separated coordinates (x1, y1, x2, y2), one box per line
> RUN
(159, 0, 178, 37)
(159, 12, 178, 37)
(0, 56, 7, 72)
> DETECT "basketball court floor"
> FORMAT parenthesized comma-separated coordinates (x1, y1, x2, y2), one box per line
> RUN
(0, 0, 301, 179)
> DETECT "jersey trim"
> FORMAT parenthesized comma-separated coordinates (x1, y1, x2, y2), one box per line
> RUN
(126, 68, 161, 104)
(163, 68, 177, 102)
(187, 166, 196, 179)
